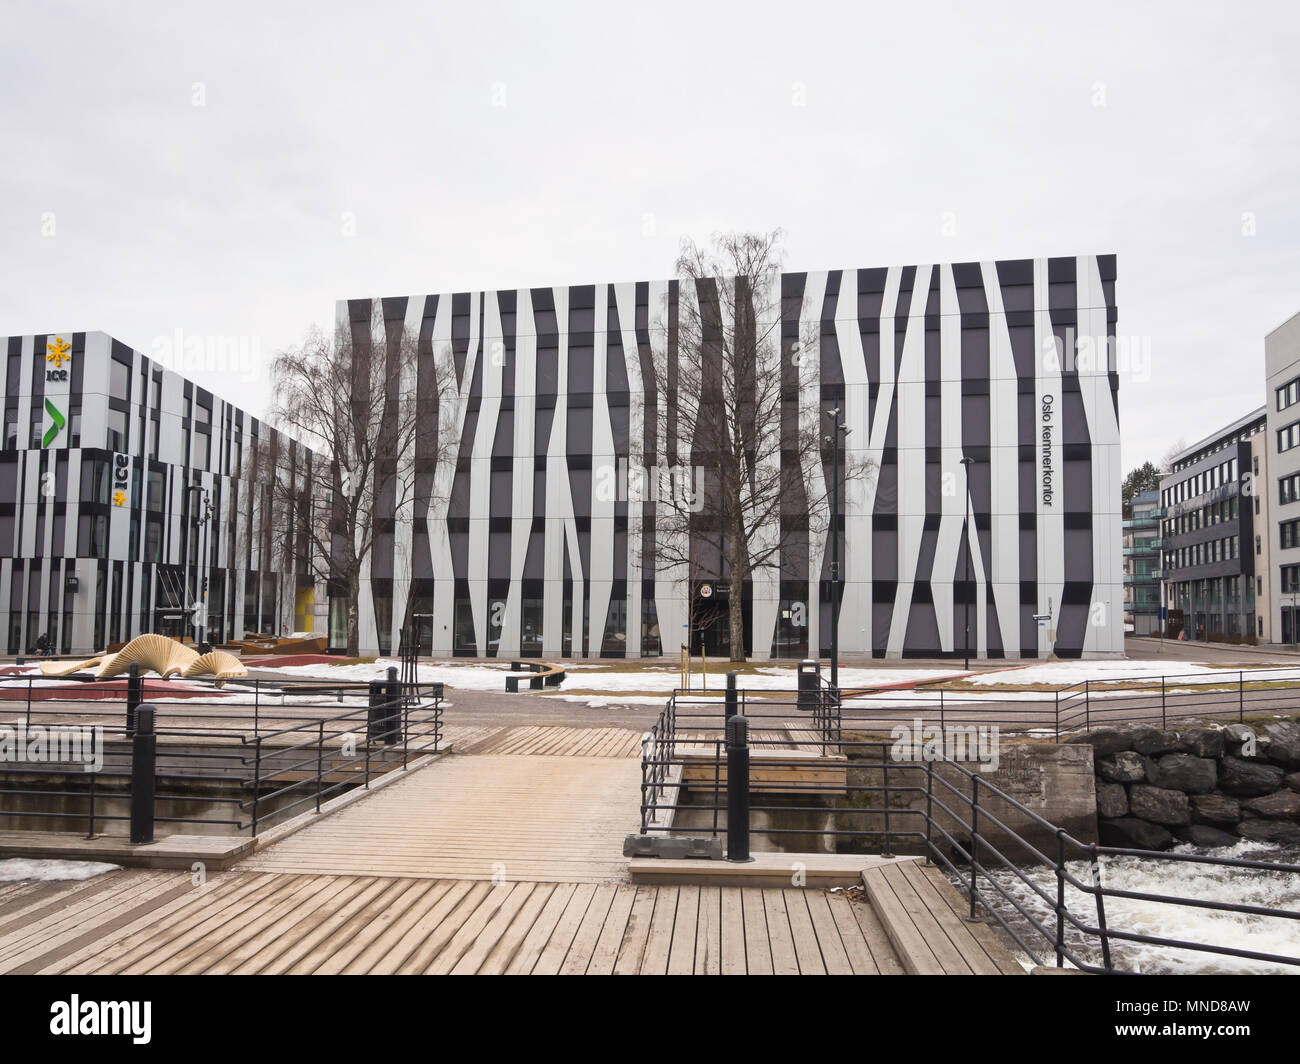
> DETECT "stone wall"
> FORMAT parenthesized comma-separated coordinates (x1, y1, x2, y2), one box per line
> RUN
(1069, 720, 1300, 850)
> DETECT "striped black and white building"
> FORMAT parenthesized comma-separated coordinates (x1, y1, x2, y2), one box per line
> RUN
(1, 331, 320, 655)
(339, 254, 1123, 659)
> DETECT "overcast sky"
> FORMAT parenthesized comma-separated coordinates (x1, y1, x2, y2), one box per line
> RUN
(3, 1, 1298, 472)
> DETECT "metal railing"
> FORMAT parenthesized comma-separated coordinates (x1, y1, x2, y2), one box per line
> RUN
(640, 675, 842, 820)
(831, 664, 1300, 738)
(0, 670, 444, 838)
(636, 686, 1300, 974)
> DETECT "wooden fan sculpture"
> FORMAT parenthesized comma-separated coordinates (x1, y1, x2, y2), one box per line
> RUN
(39, 633, 247, 686)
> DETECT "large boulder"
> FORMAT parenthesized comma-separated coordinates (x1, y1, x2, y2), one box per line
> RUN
(1148, 753, 1217, 795)
(1190, 793, 1241, 828)
(1263, 722, 1300, 767)
(1132, 729, 1181, 757)
(1242, 790, 1300, 821)
(1218, 756, 1286, 797)
(1070, 728, 1133, 757)
(1222, 723, 1257, 755)
(1177, 728, 1225, 759)
(1097, 817, 1174, 851)
(1096, 781, 1129, 819)
(1129, 785, 1191, 826)
(1096, 751, 1147, 783)
(1237, 819, 1300, 846)
(1175, 824, 1240, 849)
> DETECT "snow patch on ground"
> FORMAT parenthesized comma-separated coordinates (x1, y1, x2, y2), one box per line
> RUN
(966, 660, 1300, 686)
(264, 660, 965, 693)
(0, 858, 121, 882)
(269, 659, 523, 691)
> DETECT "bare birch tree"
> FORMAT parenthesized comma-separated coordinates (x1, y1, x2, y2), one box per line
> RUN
(260, 308, 456, 655)
(647, 230, 871, 662)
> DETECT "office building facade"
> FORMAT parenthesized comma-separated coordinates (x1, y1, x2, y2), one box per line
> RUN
(0, 331, 319, 655)
(1266, 310, 1300, 643)
(1159, 408, 1265, 643)
(338, 254, 1123, 659)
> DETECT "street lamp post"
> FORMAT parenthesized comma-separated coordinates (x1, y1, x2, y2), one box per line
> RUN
(959, 456, 974, 670)
(186, 485, 212, 650)
(825, 408, 850, 692)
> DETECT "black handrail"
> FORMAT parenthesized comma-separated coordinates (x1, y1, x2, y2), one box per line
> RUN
(0, 675, 443, 838)
(637, 686, 1300, 974)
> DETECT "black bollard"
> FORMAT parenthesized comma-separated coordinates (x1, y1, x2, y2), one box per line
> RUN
(125, 662, 142, 738)
(129, 705, 156, 845)
(385, 665, 402, 746)
(726, 713, 751, 862)
(724, 671, 738, 728)
(369, 667, 403, 745)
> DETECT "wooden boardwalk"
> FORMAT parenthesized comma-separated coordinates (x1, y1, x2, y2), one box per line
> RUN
(241, 732, 643, 883)
(0, 869, 904, 975)
(0, 723, 1025, 975)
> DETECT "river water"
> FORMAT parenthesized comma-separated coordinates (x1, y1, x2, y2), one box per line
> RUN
(964, 840, 1300, 974)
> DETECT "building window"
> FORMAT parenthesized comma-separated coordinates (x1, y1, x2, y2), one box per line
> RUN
(109, 358, 130, 400)
(1278, 377, 1300, 412)
(1279, 422, 1300, 454)
(1284, 565, 1300, 594)
(106, 408, 128, 451)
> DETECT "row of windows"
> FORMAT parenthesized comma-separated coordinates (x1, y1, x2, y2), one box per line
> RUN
(1163, 495, 1238, 537)
(1161, 457, 1238, 507)
(1169, 575, 1246, 601)
(8, 406, 232, 472)
(1165, 535, 1240, 571)
(1167, 424, 1262, 473)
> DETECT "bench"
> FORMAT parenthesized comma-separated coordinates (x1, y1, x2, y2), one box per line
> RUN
(504, 660, 566, 692)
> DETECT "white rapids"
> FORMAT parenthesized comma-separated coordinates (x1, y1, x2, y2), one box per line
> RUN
(969, 840, 1300, 974)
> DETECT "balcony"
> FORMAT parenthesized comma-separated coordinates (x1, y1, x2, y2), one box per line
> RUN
(1122, 513, 1165, 530)
(1124, 571, 1161, 584)
(1122, 541, 1163, 555)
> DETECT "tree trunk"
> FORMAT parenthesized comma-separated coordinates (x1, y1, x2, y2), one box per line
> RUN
(346, 570, 361, 658)
(727, 526, 746, 662)
(728, 577, 745, 662)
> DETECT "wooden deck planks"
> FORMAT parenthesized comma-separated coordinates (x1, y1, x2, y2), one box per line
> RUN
(860, 861, 1024, 976)
(457, 726, 642, 759)
(241, 752, 641, 883)
(0, 867, 929, 975)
